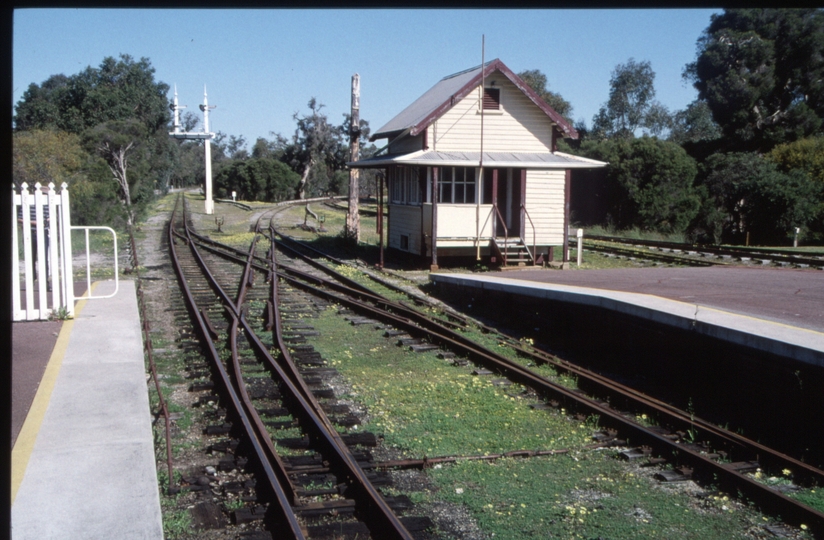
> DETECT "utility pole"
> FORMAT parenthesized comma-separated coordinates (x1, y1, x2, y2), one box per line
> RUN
(346, 73, 361, 242)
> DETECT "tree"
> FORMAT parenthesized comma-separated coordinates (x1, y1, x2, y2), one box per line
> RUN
(695, 152, 819, 244)
(668, 100, 723, 145)
(14, 54, 176, 225)
(14, 54, 170, 135)
(577, 137, 700, 233)
(517, 69, 573, 121)
(684, 9, 824, 151)
(591, 58, 671, 139)
(214, 157, 300, 202)
(768, 136, 824, 185)
(279, 99, 348, 199)
(83, 119, 148, 227)
(13, 129, 87, 187)
(767, 136, 824, 238)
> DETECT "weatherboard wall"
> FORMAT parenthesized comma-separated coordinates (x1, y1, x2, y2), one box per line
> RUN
(432, 76, 554, 153)
(388, 204, 422, 253)
(525, 169, 566, 245)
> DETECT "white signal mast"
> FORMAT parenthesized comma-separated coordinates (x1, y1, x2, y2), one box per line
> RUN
(169, 85, 217, 214)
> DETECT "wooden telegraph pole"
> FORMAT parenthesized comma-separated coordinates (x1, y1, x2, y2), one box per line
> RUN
(346, 73, 361, 242)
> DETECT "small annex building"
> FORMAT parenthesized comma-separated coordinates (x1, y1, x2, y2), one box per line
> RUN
(349, 58, 606, 269)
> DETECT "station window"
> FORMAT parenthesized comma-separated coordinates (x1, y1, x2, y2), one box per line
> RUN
(389, 166, 423, 206)
(438, 167, 476, 204)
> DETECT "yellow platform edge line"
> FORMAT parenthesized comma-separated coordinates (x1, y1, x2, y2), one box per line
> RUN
(11, 283, 98, 504)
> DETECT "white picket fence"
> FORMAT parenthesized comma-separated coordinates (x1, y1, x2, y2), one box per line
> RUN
(12, 182, 120, 321)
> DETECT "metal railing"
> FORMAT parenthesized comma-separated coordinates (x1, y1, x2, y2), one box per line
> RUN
(13, 182, 119, 321)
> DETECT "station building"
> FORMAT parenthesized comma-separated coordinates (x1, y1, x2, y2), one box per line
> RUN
(349, 58, 606, 269)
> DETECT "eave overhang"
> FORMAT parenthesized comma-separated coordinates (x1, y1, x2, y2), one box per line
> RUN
(348, 150, 607, 170)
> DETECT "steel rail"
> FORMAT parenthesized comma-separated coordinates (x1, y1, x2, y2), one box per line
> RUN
(189, 227, 824, 487)
(128, 229, 177, 493)
(179, 211, 824, 533)
(180, 205, 414, 540)
(571, 239, 720, 267)
(275, 266, 824, 536)
(262, 232, 415, 540)
(585, 234, 824, 267)
(168, 196, 307, 538)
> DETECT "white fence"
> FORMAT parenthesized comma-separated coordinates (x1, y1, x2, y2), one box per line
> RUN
(12, 182, 120, 321)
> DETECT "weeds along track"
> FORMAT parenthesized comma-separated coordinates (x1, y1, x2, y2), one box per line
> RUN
(171, 194, 824, 537)
(258, 219, 824, 536)
(168, 195, 426, 540)
(576, 235, 824, 269)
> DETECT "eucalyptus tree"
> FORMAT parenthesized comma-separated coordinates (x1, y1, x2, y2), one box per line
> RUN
(517, 69, 573, 122)
(684, 8, 824, 151)
(591, 58, 671, 139)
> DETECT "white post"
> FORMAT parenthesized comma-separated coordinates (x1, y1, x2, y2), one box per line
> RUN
(12, 184, 21, 320)
(794, 227, 800, 248)
(200, 86, 216, 215)
(33, 183, 47, 312)
(204, 138, 213, 214)
(60, 182, 75, 317)
(232, 191, 236, 202)
(47, 183, 60, 308)
(576, 228, 583, 267)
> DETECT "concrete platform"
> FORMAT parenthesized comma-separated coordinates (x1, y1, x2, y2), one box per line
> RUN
(11, 280, 163, 539)
(430, 267, 824, 368)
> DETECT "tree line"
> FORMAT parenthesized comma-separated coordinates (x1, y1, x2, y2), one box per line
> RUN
(554, 9, 824, 245)
(12, 9, 824, 245)
(13, 55, 375, 230)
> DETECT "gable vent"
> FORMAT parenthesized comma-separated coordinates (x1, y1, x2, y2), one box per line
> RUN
(483, 88, 500, 110)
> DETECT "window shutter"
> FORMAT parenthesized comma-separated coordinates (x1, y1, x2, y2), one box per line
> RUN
(483, 88, 500, 110)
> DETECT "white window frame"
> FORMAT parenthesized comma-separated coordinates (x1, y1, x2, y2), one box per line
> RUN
(438, 166, 477, 204)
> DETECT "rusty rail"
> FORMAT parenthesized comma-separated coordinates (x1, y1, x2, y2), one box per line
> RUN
(168, 195, 306, 538)
(270, 256, 824, 536)
(129, 228, 176, 493)
(183, 208, 824, 535)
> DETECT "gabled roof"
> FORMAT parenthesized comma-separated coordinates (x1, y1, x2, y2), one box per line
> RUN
(371, 58, 577, 142)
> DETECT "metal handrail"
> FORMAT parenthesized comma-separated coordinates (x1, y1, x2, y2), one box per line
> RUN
(491, 204, 509, 265)
(72, 225, 120, 299)
(521, 205, 537, 265)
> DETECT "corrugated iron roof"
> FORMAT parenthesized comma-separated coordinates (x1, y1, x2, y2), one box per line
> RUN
(371, 59, 577, 142)
(372, 62, 487, 139)
(348, 150, 606, 169)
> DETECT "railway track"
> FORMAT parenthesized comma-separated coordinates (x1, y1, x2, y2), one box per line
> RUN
(168, 195, 429, 539)
(575, 234, 824, 269)
(167, 194, 824, 537)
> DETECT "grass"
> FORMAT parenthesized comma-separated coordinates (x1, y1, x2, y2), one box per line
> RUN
(424, 455, 765, 540)
(302, 303, 796, 539)
(176, 192, 815, 537)
(581, 224, 688, 244)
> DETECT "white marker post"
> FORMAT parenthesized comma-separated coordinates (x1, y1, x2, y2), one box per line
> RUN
(577, 228, 584, 267)
(199, 87, 217, 215)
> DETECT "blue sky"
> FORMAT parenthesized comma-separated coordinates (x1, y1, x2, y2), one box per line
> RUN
(13, 8, 720, 146)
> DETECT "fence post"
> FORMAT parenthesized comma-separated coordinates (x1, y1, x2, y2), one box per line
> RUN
(47, 183, 59, 308)
(12, 184, 21, 320)
(60, 183, 75, 317)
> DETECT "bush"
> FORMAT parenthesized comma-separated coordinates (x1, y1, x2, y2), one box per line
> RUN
(694, 152, 820, 244)
(577, 137, 700, 233)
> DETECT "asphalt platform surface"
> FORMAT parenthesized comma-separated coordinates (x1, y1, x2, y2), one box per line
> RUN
(12, 281, 88, 447)
(507, 266, 824, 333)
